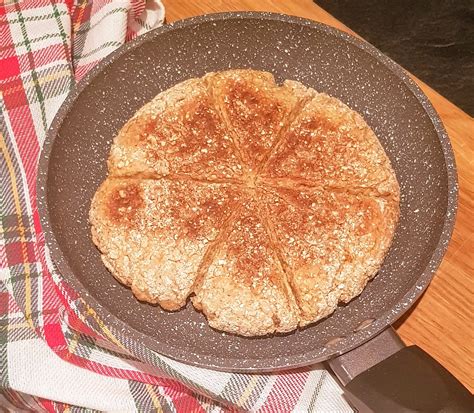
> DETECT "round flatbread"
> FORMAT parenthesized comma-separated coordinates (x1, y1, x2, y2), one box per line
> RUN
(90, 69, 400, 336)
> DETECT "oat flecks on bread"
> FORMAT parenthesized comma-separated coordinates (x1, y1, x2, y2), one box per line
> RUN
(259, 186, 399, 326)
(192, 197, 300, 336)
(90, 69, 400, 336)
(206, 71, 316, 172)
(108, 78, 243, 180)
(90, 178, 240, 310)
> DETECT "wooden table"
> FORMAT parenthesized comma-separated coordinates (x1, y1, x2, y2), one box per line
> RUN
(163, 0, 474, 392)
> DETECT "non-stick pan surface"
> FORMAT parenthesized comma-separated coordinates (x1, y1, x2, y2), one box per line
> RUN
(38, 12, 457, 372)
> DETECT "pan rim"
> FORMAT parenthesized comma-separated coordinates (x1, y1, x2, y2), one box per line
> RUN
(37, 11, 458, 372)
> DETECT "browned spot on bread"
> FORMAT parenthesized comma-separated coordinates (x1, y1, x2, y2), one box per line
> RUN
(207, 70, 308, 173)
(119, 116, 156, 145)
(169, 190, 226, 241)
(108, 77, 244, 181)
(106, 183, 144, 226)
(226, 78, 283, 134)
(226, 214, 275, 289)
(264, 93, 399, 196)
(171, 97, 235, 166)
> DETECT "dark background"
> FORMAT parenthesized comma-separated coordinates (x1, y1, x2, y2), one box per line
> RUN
(316, 0, 474, 115)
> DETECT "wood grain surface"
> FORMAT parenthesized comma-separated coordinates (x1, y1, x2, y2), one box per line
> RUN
(162, 0, 474, 391)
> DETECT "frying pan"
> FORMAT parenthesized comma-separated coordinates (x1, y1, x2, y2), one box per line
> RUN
(37, 12, 472, 411)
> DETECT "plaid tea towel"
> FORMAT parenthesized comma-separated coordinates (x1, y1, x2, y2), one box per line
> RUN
(0, 1, 353, 411)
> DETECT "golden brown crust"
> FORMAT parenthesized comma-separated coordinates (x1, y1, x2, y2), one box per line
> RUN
(192, 198, 300, 336)
(108, 78, 244, 181)
(90, 178, 241, 310)
(205, 70, 314, 173)
(263, 92, 399, 197)
(259, 186, 399, 325)
(90, 69, 400, 336)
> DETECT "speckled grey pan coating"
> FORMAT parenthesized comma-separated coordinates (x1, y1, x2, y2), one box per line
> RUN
(37, 12, 457, 372)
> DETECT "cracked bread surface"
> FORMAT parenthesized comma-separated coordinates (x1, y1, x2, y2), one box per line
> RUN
(258, 186, 399, 326)
(90, 69, 400, 336)
(108, 77, 243, 181)
(90, 178, 241, 310)
(192, 197, 300, 336)
(263, 92, 399, 196)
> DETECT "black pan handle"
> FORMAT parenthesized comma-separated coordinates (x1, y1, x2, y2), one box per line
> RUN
(328, 327, 473, 412)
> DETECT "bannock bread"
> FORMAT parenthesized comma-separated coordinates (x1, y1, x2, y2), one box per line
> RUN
(90, 69, 400, 336)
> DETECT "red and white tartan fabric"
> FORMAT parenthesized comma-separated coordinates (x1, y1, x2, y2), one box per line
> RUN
(0, 1, 353, 411)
